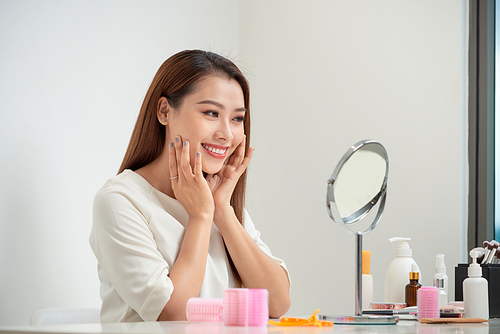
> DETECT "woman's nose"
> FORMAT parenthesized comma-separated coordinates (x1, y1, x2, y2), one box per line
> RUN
(215, 120, 234, 141)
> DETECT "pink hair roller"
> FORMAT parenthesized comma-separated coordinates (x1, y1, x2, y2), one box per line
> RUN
(223, 288, 249, 326)
(187, 288, 269, 326)
(248, 289, 269, 326)
(186, 298, 223, 322)
(417, 286, 439, 320)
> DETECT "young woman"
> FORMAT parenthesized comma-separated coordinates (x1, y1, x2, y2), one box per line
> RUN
(90, 50, 291, 323)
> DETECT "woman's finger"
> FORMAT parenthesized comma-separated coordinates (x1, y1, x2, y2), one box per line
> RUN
(224, 136, 245, 171)
(233, 136, 246, 166)
(234, 147, 254, 176)
(179, 140, 194, 179)
(168, 141, 179, 181)
(194, 151, 203, 180)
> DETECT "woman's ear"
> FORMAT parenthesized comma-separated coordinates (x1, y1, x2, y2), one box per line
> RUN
(157, 97, 170, 125)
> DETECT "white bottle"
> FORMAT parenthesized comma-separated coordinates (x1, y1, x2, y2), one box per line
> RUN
(435, 274, 448, 307)
(463, 250, 489, 319)
(362, 250, 373, 310)
(384, 237, 421, 303)
(433, 254, 449, 296)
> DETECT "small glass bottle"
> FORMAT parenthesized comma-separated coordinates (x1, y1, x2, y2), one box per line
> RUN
(405, 264, 422, 307)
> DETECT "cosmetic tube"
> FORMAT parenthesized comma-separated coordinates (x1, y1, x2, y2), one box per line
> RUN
(362, 250, 373, 310)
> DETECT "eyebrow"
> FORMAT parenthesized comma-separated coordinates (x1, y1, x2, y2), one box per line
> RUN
(196, 100, 247, 112)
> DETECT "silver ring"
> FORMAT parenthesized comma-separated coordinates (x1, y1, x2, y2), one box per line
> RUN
(170, 175, 178, 180)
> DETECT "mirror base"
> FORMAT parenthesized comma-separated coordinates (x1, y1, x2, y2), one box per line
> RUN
(318, 314, 398, 325)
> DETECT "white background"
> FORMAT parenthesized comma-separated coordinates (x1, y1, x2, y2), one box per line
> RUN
(0, 0, 467, 325)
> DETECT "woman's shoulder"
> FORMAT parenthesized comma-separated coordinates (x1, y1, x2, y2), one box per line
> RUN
(92, 170, 157, 223)
(94, 169, 155, 206)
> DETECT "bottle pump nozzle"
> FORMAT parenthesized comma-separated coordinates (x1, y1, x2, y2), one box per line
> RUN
(388, 237, 412, 257)
(435, 254, 446, 273)
(468, 250, 482, 277)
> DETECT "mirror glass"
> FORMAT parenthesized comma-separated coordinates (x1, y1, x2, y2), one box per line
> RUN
(327, 140, 388, 234)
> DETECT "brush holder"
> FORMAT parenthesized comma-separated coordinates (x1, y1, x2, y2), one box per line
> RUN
(455, 263, 499, 318)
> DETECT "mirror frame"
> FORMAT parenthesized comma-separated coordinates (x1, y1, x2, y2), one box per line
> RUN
(326, 139, 389, 235)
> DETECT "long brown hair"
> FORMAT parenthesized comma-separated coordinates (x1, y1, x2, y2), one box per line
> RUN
(119, 50, 250, 284)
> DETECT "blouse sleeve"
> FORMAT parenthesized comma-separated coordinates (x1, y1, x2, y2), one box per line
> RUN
(242, 209, 291, 287)
(89, 183, 173, 321)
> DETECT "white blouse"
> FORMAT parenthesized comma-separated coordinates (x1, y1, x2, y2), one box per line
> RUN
(89, 169, 289, 323)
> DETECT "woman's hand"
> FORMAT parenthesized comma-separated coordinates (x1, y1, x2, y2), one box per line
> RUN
(169, 137, 214, 221)
(206, 136, 254, 207)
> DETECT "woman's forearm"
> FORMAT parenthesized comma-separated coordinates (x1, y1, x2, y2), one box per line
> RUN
(214, 206, 291, 318)
(157, 215, 212, 321)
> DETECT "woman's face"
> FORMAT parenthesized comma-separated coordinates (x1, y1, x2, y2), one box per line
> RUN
(165, 76, 246, 175)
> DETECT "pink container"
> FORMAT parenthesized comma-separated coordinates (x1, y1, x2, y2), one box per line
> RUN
(417, 286, 439, 320)
(223, 288, 249, 326)
(186, 298, 223, 322)
(248, 289, 269, 326)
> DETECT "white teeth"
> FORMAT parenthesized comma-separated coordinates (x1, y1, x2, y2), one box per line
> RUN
(203, 144, 226, 155)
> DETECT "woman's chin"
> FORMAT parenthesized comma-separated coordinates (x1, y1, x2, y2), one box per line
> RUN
(202, 165, 223, 176)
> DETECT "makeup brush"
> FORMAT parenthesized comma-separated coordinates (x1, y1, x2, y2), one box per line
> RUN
(485, 240, 499, 264)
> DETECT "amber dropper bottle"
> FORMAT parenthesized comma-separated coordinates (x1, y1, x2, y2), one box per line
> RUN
(405, 264, 422, 307)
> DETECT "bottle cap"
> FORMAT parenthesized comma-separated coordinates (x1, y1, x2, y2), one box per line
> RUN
(388, 237, 412, 257)
(435, 254, 446, 274)
(362, 250, 371, 275)
(409, 263, 419, 280)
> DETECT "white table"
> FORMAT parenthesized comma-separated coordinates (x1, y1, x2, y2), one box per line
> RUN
(0, 319, 497, 334)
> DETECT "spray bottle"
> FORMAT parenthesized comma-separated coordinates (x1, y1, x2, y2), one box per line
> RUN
(433, 254, 449, 297)
(384, 237, 421, 303)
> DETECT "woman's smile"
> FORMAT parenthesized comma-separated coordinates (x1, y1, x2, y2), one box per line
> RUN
(202, 143, 230, 159)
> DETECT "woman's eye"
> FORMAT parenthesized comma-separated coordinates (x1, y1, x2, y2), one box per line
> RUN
(233, 116, 246, 123)
(203, 111, 218, 118)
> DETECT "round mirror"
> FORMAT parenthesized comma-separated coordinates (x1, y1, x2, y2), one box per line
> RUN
(326, 140, 388, 235)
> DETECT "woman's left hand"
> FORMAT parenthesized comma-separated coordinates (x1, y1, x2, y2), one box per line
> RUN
(206, 136, 254, 207)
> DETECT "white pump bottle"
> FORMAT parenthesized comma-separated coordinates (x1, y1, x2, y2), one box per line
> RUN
(463, 250, 489, 319)
(384, 237, 421, 303)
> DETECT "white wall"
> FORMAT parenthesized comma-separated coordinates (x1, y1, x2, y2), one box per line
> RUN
(0, 0, 467, 326)
(0, 0, 239, 326)
(239, 0, 468, 316)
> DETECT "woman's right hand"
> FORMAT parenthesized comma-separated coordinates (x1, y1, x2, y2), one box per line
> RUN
(169, 137, 214, 221)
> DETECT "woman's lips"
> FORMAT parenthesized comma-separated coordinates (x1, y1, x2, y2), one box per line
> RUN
(202, 143, 229, 159)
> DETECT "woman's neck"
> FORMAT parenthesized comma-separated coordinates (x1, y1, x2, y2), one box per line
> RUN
(135, 152, 175, 198)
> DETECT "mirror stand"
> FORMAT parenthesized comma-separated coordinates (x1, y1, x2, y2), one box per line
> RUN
(322, 140, 397, 325)
(355, 233, 362, 316)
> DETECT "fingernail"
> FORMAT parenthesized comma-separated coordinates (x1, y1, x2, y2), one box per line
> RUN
(169, 142, 173, 148)
(196, 152, 200, 157)
(175, 137, 179, 142)
(184, 141, 187, 146)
